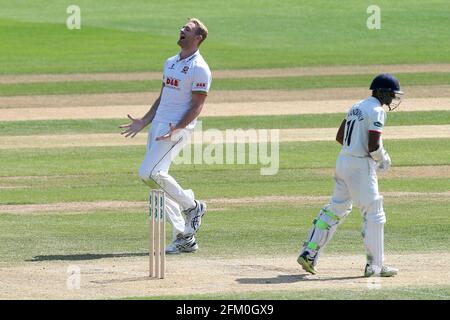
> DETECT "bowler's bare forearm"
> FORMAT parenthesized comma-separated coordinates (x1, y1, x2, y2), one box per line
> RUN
(141, 97, 161, 126)
(142, 84, 164, 126)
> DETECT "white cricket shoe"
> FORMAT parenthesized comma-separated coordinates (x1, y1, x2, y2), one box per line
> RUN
(364, 264, 398, 277)
(165, 235, 199, 255)
(184, 200, 207, 236)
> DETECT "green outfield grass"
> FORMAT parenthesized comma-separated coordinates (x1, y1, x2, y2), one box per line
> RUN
(131, 286, 450, 300)
(1, 199, 449, 263)
(1, 0, 449, 74)
(1, 165, 449, 205)
(1, 170, 448, 205)
(1, 111, 448, 135)
(1, 73, 449, 96)
(0, 139, 448, 178)
(0, 139, 449, 205)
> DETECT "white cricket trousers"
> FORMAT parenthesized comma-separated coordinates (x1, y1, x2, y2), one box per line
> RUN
(138, 121, 196, 240)
(331, 152, 386, 268)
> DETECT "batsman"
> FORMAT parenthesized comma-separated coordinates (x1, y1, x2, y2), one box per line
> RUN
(297, 74, 403, 277)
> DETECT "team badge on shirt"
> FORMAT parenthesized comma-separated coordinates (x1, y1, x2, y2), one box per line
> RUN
(181, 66, 190, 74)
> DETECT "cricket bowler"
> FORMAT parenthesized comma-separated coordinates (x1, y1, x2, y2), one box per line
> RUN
(119, 18, 211, 254)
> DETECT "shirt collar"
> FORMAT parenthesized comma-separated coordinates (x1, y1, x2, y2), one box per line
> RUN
(368, 96, 382, 106)
(176, 50, 199, 63)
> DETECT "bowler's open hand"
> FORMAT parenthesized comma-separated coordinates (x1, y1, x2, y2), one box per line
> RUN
(119, 114, 145, 138)
(155, 123, 179, 141)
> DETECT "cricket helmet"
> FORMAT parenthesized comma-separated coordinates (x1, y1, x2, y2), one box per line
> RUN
(370, 73, 404, 110)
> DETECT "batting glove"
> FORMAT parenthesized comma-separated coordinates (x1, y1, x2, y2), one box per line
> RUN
(370, 147, 391, 173)
(376, 152, 391, 173)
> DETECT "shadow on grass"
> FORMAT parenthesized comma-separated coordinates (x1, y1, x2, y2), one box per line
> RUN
(26, 252, 148, 262)
(236, 274, 364, 284)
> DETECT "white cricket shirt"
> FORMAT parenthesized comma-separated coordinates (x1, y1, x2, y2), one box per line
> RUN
(153, 50, 212, 128)
(341, 96, 386, 157)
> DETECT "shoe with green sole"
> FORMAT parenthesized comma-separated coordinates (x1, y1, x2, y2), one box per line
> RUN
(297, 252, 317, 275)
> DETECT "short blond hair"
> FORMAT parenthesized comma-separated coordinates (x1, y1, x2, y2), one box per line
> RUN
(188, 18, 208, 45)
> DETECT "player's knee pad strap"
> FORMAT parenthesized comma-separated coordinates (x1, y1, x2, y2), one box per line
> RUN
(327, 201, 352, 219)
(302, 201, 351, 252)
(315, 209, 340, 230)
(303, 208, 343, 251)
